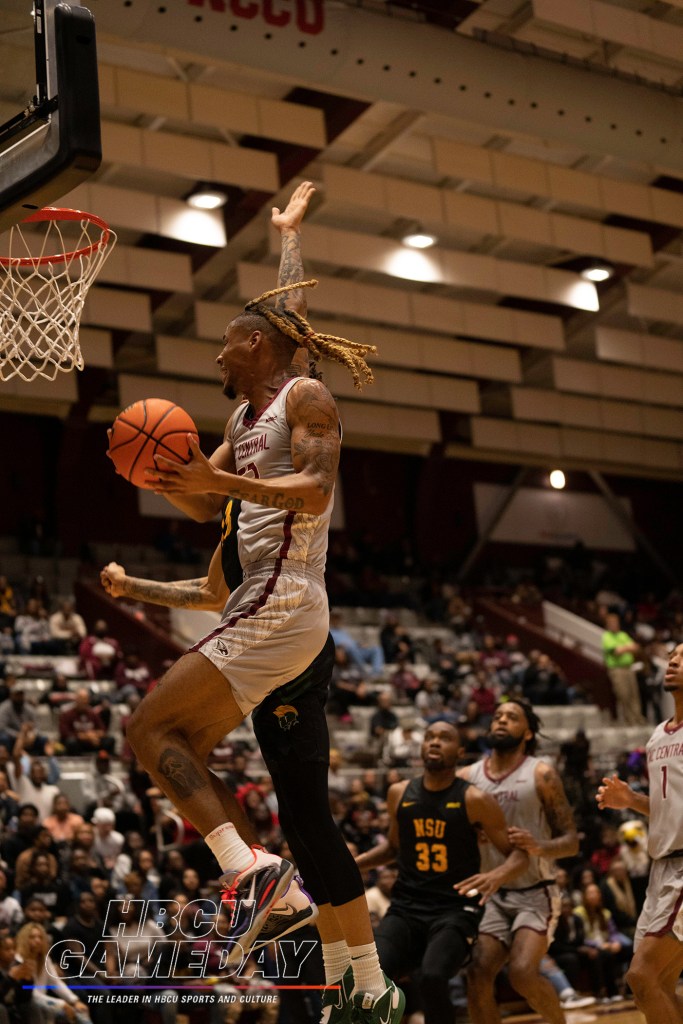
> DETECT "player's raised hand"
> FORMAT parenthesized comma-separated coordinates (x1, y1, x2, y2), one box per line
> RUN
(150, 434, 220, 494)
(596, 774, 633, 810)
(271, 180, 316, 233)
(101, 562, 127, 598)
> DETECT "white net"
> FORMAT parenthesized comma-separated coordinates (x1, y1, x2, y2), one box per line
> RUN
(0, 209, 117, 382)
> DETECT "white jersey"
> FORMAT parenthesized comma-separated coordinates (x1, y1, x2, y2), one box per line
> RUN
(230, 377, 333, 575)
(645, 719, 683, 859)
(468, 754, 554, 888)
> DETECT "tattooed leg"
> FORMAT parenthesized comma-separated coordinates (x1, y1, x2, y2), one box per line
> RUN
(126, 652, 254, 839)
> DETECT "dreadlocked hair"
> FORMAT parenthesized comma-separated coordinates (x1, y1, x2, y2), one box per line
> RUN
(243, 280, 376, 391)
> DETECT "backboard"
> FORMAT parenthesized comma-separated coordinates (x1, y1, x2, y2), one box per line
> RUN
(0, 0, 102, 233)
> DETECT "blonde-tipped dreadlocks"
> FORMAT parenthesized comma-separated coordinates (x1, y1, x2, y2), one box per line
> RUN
(243, 280, 376, 391)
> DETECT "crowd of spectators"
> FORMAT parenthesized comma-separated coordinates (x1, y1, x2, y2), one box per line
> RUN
(0, 548, 675, 1021)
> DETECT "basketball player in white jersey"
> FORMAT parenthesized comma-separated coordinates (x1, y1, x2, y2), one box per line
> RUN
(117, 184, 405, 1024)
(597, 640, 683, 1023)
(460, 698, 578, 1024)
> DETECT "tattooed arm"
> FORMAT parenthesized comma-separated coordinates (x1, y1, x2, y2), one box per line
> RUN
(100, 543, 228, 611)
(508, 763, 579, 860)
(271, 181, 315, 318)
(151, 380, 340, 516)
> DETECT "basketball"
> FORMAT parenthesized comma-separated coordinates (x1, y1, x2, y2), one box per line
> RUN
(107, 398, 199, 489)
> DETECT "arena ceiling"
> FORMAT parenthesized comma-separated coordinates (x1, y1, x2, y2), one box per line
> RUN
(1, 0, 683, 480)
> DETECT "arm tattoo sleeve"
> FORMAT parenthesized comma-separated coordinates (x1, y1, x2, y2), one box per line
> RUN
(122, 577, 209, 608)
(276, 231, 306, 315)
(543, 768, 577, 838)
(291, 386, 340, 496)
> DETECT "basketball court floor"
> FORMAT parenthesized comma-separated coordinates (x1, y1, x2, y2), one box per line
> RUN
(505, 999, 643, 1023)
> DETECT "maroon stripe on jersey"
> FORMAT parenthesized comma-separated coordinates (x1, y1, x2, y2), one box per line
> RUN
(647, 887, 683, 937)
(190, 512, 296, 654)
(242, 379, 297, 428)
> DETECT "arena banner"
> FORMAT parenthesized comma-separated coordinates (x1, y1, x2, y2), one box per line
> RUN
(31, 0, 678, 169)
(474, 482, 636, 551)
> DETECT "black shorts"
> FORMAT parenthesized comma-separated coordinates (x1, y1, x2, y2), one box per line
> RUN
(376, 903, 484, 980)
(252, 634, 335, 770)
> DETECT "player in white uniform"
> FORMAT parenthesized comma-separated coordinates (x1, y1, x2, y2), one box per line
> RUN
(597, 640, 683, 1023)
(460, 698, 578, 1024)
(121, 185, 405, 1024)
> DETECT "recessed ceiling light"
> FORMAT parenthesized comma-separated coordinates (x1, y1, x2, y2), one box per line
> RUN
(402, 231, 437, 249)
(549, 469, 566, 490)
(581, 261, 614, 283)
(187, 189, 227, 210)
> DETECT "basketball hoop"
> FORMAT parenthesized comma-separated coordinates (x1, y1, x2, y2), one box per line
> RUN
(0, 207, 117, 382)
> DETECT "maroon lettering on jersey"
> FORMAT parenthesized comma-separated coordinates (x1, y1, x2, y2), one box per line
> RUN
(236, 434, 270, 460)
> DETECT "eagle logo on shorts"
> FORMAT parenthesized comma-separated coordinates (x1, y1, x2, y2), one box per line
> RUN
(214, 639, 229, 656)
(273, 704, 299, 731)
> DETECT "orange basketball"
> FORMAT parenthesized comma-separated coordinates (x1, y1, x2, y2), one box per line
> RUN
(107, 398, 199, 489)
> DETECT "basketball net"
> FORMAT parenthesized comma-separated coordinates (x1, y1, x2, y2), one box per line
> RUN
(0, 208, 117, 382)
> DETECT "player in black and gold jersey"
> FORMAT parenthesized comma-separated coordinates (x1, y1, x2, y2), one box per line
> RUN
(356, 720, 529, 1024)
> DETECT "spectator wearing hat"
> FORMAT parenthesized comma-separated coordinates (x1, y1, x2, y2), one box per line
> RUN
(91, 807, 124, 870)
(59, 690, 115, 756)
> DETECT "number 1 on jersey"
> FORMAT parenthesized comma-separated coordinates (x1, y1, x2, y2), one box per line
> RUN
(661, 764, 668, 799)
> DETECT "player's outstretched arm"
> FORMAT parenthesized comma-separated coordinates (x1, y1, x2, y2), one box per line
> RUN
(151, 380, 340, 516)
(455, 787, 529, 903)
(508, 763, 579, 860)
(596, 773, 650, 816)
(272, 180, 316, 318)
(100, 544, 228, 611)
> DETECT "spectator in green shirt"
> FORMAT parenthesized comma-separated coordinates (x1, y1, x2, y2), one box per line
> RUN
(602, 613, 645, 726)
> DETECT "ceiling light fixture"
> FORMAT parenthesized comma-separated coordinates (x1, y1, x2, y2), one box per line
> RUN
(187, 188, 227, 211)
(402, 231, 437, 249)
(581, 261, 614, 283)
(549, 469, 566, 490)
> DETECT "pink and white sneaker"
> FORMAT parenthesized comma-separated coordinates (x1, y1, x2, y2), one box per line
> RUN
(220, 846, 294, 963)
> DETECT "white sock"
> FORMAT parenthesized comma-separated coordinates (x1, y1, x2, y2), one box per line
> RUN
(322, 940, 351, 986)
(205, 822, 253, 873)
(349, 942, 385, 999)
